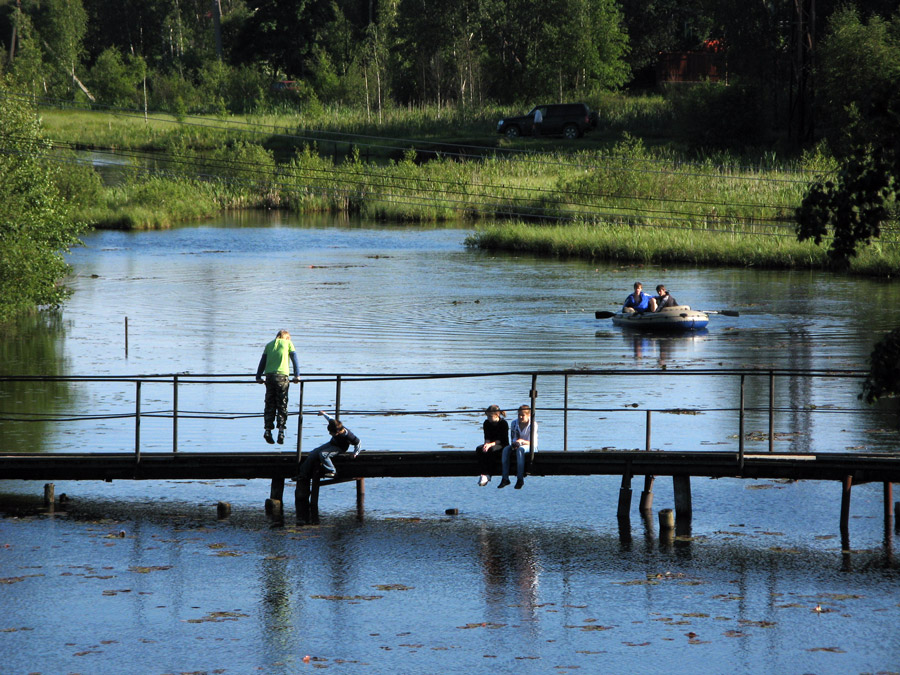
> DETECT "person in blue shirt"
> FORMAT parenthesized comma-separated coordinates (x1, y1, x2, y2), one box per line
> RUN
(623, 282, 652, 314)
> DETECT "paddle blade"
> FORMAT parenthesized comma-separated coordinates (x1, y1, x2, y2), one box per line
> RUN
(595, 311, 616, 319)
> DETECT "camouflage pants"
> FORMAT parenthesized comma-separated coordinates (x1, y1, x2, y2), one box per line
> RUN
(263, 373, 290, 430)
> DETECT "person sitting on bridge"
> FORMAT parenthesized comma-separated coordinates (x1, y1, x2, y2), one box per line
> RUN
(498, 405, 538, 490)
(294, 411, 362, 481)
(255, 329, 300, 445)
(476, 404, 509, 487)
(622, 281, 652, 314)
(649, 284, 678, 312)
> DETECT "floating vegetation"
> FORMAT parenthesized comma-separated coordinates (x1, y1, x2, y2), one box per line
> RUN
(457, 622, 506, 630)
(311, 594, 382, 602)
(373, 584, 414, 591)
(185, 611, 249, 623)
(0, 574, 43, 584)
(128, 566, 172, 573)
(564, 624, 614, 632)
(816, 593, 863, 601)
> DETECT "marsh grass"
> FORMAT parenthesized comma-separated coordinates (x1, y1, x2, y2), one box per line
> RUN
(465, 221, 900, 276)
(74, 176, 224, 229)
(45, 103, 898, 275)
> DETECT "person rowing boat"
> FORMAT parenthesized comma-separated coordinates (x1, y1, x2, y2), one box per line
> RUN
(649, 284, 678, 312)
(622, 281, 652, 314)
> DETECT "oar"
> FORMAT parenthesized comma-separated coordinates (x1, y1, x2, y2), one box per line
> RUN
(701, 309, 740, 317)
(594, 309, 740, 319)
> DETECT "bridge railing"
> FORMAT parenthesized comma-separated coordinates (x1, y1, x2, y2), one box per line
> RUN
(1, 368, 894, 464)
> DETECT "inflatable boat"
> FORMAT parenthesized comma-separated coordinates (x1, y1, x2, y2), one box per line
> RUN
(607, 305, 710, 331)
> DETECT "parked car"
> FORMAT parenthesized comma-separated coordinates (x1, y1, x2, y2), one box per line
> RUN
(496, 103, 599, 139)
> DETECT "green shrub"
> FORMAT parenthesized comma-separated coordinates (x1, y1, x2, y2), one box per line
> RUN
(52, 153, 104, 208)
(87, 48, 146, 109)
(667, 82, 768, 150)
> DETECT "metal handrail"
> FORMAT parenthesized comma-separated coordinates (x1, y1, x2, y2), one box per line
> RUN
(0, 368, 890, 463)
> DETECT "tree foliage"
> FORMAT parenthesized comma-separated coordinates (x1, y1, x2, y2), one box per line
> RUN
(861, 327, 900, 405)
(795, 7, 900, 267)
(33, 0, 88, 96)
(0, 79, 86, 322)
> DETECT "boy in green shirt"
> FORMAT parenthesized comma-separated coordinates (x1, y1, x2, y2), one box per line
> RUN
(255, 330, 300, 444)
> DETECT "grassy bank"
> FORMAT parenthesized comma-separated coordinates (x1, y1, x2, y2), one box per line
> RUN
(465, 222, 899, 276)
(44, 103, 898, 276)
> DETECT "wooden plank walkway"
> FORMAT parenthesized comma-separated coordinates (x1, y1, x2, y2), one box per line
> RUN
(2, 449, 898, 549)
(2, 449, 899, 483)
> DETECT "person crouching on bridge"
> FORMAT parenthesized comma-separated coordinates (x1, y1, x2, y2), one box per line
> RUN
(476, 405, 509, 486)
(498, 405, 538, 490)
(294, 411, 362, 480)
(255, 329, 300, 444)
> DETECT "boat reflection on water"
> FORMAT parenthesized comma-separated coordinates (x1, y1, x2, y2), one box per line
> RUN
(596, 329, 710, 367)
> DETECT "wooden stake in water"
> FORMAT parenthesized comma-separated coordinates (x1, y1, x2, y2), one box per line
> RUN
(125, 317, 129, 357)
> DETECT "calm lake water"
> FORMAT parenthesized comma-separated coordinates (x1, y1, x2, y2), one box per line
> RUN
(2, 214, 899, 674)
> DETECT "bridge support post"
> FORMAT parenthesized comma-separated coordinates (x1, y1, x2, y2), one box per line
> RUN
(270, 477, 285, 502)
(673, 475, 692, 522)
(265, 498, 283, 518)
(268, 478, 285, 518)
(310, 476, 321, 523)
(356, 478, 365, 520)
(639, 476, 654, 515)
(43, 483, 54, 507)
(841, 475, 852, 549)
(296, 479, 310, 523)
(884, 482, 893, 531)
(617, 468, 633, 518)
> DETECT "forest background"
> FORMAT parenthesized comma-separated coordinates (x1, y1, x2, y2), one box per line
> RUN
(1, 0, 899, 394)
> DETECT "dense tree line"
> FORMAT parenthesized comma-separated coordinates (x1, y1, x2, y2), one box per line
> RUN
(0, 1, 893, 116)
(1, 0, 631, 111)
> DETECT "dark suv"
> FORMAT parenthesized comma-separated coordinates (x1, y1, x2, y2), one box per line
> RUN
(497, 103, 598, 139)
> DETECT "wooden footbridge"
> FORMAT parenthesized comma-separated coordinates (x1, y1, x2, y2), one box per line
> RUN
(1, 369, 898, 548)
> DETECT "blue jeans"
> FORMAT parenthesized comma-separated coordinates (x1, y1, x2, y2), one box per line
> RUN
(501, 443, 526, 481)
(299, 440, 340, 477)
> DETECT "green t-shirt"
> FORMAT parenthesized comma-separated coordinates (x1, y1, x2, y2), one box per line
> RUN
(263, 338, 296, 375)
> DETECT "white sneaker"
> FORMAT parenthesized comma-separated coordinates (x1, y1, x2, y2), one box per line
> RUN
(478, 475, 489, 486)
